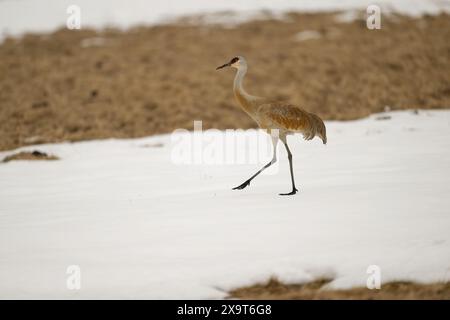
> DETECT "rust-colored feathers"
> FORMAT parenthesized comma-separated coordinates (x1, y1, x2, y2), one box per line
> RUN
(258, 103, 327, 144)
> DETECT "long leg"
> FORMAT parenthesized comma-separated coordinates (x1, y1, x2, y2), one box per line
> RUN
(279, 136, 299, 196)
(232, 134, 278, 190)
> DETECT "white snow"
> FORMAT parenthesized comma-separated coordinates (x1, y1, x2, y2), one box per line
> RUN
(294, 30, 322, 42)
(1, 110, 450, 299)
(1, 0, 449, 41)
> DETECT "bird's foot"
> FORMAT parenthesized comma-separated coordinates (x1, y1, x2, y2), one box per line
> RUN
(279, 187, 299, 196)
(232, 180, 251, 190)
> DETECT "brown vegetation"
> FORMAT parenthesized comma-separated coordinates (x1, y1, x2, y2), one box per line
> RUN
(1, 12, 449, 151)
(2, 150, 59, 162)
(229, 277, 450, 300)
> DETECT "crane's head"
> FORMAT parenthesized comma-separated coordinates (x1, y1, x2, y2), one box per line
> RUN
(216, 56, 247, 70)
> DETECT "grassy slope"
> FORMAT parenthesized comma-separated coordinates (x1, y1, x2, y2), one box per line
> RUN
(0, 13, 449, 151)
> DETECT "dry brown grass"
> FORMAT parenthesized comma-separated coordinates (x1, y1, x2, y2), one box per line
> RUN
(0, 12, 449, 151)
(229, 277, 450, 300)
(2, 150, 59, 162)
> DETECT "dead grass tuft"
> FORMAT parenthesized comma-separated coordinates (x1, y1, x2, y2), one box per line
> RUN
(2, 150, 59, 162)
(229, 278, 450, 300)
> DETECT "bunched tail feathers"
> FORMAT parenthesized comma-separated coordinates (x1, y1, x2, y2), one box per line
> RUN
(303, 113, 327, 144)
(320, 120, 327, 144)
(302, 132, 327, 144)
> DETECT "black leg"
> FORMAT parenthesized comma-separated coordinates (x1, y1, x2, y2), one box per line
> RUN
(232, 159, 276, 190)
(279, 139, 298, 196)
(233, 135, 278, 191)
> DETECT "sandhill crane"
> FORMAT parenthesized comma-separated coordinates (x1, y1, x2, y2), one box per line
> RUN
(217, 56, 327, 195)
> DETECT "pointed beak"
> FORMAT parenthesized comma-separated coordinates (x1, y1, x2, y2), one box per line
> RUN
(216, 62, 230, 70)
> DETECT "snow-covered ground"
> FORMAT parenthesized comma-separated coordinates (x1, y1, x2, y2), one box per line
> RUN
(0, 110, 449, 299)
(1, 0, 450, 41)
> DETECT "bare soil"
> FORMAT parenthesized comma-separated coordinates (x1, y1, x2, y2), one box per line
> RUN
(228, 277, 450, 300)
(0, 12, 449, 151)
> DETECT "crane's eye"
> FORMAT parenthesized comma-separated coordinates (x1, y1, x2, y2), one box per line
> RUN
(230, 57, 239, 64)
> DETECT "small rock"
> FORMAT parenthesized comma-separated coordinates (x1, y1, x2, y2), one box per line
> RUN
(375, 115, 391, 121)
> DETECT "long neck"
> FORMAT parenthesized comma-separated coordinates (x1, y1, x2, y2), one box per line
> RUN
(233, 66, 258, 116)
(233, 66, 249, 96)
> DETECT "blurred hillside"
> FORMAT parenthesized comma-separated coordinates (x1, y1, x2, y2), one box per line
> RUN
(0, 12, 449, 151)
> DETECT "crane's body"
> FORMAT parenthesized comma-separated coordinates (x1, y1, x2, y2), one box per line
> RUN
(217, 56, 327, 195)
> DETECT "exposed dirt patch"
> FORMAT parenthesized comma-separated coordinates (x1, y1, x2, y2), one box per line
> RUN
(228, 277, 450, 300)
(2, 150, 59, 162)
(0, 12, 449, 151)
